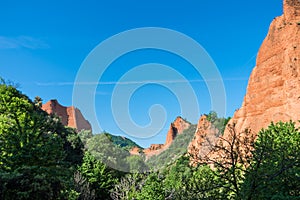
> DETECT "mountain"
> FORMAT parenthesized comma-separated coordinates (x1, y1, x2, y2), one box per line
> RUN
(227, 0, 300, 135)
(164, 116, 191, 147)
(42, 99, 92, 132)
(146, 124, 197, 170)
(188, 0, 300, 164)
(130, 117, 191, 158)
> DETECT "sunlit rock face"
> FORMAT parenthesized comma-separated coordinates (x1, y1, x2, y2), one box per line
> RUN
(42, 99, 92, 132)
(188, 115, 219, 166)
(227, 0, 300, 136)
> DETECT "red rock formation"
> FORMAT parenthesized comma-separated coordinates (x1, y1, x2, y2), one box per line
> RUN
(188, 0, 300, 165)
(130, 146, 142, 155)
(188, 115, 219, 166)
(42, 99, 92, 132)
(130, 117, 190, 157)
(228, 0, 300, 135)
(143, 144, 165, 157)
(165, 116, 191, 147)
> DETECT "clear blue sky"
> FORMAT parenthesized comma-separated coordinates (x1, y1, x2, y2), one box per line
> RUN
(0, 0, 282, 147)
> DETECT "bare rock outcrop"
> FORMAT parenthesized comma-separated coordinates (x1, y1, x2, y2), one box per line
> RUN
(188, 115, 219, 166)
(130, 146, 142, 155)
(228, 0, 300, 135)
(187, 0, 300, 165)
(42, 99, 92, 132)
(130, 117, 190, 157)
(164, 116, 190, 147)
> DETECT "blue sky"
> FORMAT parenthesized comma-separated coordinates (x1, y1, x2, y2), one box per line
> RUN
(1, 0, 282, 147)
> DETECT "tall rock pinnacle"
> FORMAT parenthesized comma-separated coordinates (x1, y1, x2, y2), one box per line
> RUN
(228, 0, 300, 135)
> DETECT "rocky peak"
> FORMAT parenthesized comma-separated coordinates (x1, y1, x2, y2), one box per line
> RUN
(228, 0, 300, 135)
(187, 0, 300, 166)
(165, 116, 190, 147)
(42, 99, 92, 132)
(131, 116, 190, 158)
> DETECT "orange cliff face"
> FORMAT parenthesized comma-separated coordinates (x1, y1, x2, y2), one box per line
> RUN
(187, 0, 300, 165)
(42, 99, 92, 132)
(228, 0, 300, 135)
(188, 115, 219, 166)
(131, 117, 190, 157)
(164, 116, 191, 147)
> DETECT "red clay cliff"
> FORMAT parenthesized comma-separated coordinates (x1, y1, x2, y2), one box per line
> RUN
(188, 0, 300, 165)
(42, 99, 92, 132)
(228, 0, 300, 135)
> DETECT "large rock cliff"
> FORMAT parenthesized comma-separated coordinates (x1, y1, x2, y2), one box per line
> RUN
(42, 99, 92, 132)
(229, 0, 300, 135)
(187, 0, 300, 165)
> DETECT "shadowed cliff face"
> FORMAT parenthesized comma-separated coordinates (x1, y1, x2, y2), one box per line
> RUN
(228, 0, 300, 136)
(42, 99, 92, 132)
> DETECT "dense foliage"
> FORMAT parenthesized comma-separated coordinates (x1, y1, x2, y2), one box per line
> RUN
(1, 79, 299, 199)
(111, 121, 300, 200)
(105, 133, 142, 151)
(0, 80, 83, 199)
(206, 111, 231, 135)
(241, 121, 300, 199)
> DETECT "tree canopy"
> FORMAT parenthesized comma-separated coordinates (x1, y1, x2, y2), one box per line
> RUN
(0, 80, 84, 199)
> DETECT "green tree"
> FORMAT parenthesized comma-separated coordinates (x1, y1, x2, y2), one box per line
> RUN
(78, 129, 93, 147)
(241, 121, 300, 199)
(206, 111, 231, 135)
(135, 173, 165, 200)
(126, 155, 148, 173)
(111, 173, 146, 200)
(187, 165, 227, 199)
(162, 156, 192, 199)
(0, 80, 83, 199)
(33, 96, 43, 108)
(86, 133, 130, 172)
(78, 152, 117, 199)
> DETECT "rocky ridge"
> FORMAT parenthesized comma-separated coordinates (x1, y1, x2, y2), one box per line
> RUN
(42, 99, 92, 132)
(130, 116, 190, 157)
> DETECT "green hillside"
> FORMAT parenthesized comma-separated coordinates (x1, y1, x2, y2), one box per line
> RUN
(104, 133, 143, 151)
